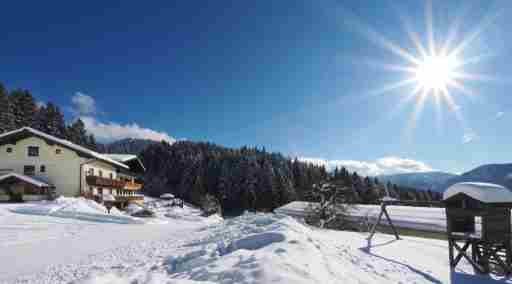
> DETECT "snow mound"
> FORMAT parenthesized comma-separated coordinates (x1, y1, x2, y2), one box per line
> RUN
(11, 196, 142, 224)
(444, 182, 512, 203)
(77, 211, 509, 284)
(225, 232, 286, 254)
(125, 203, 143, 214)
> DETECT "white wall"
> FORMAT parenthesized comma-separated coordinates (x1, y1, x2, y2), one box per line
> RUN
(0, 136, 122, 198)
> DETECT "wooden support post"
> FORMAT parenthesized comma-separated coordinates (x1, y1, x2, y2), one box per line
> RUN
(382, 204, 400, 240)
(367, 202, 400, 241)
(367, 209, 384, 241)
(448, 239, 454, 267)
(452, 240, 485, 273)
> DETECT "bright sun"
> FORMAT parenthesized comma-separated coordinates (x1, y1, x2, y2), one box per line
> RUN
(414, 54, 459, 92)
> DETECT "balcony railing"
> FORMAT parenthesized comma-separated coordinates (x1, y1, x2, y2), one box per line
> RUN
(115, 195, 144, 202)
(86, 176, 125, 189)
(124, 181, 143, 191)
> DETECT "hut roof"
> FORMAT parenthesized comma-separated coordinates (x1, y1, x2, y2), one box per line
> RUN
(0, 173, 52, 188)
(443, 182, 512, 203)
(160, 193, 175, 199)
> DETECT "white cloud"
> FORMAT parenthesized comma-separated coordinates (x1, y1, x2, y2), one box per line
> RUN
(81, 116, 175, 143)
(299, 156, 434, 177)
(36, 101, 46, 109)
(68, 92, 175, 143)
(496, 111, 505, 119)
(462, 132, 479, 144)
(71, 92, 97, 116)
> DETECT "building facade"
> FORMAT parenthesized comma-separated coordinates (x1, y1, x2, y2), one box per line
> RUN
(0, 127, 144, 206)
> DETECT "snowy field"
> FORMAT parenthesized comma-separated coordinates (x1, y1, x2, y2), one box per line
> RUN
(276, 201, 450, 232)
(0, 198, 510, 284)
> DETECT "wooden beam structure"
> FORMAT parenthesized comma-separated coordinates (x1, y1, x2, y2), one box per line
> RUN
(367, 201, 400, 241)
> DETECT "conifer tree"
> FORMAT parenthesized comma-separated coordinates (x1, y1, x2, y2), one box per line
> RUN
(10, 89, 37, 129)
(0, 83, 15, 133)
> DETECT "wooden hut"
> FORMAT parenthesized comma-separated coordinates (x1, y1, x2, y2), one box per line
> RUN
(443, 182, 512, 275)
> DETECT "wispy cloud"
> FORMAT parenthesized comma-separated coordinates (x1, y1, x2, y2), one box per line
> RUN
(81, 116, 175, 143)
(71, 92, 97, 116)
(69, 92, 175, 143)
(299, 156, 434, 177)
(462, 132, 479, 144)
(36, 101, 46, 109)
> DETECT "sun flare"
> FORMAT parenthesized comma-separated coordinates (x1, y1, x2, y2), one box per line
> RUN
(414, 54, 459, 92)
(347, 0, 499, 134)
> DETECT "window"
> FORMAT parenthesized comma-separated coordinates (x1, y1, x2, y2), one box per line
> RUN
(24, 165, 36, 176)
(87, 168, 94, 176)
(99, 170, 103, 177)
(6, 147, 12, 153)
(55, 149, 62, 155)
(40, 165, 46, 173)
(109, 173, 113, 179)
(28, 146, 39, 157)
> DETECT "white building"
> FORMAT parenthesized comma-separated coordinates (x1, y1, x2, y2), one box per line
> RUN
(0, 127, 145, 206)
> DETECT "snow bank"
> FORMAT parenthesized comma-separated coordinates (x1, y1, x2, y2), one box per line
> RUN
(11, 196, 142, 224)
(444, 182, 512, 203)
(78, 212, 507, 284)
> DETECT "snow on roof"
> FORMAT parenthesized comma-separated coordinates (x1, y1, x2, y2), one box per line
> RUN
(103, 154, 138, 162)
(381, 196, 398, 202)
(0, 127, 128, 169)
(443, 182, 512, 203)
(0, 173, 51, 187)
(160, 193, 175, 199)
(103, 154, 146, 171)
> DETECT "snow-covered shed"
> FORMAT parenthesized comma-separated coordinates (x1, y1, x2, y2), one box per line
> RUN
(443, 182, 512, 274)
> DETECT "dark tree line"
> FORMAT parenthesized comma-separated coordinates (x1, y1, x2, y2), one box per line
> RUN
(140, 141, 441, 215)
(328, 167, 442, 204)
(140, 141, 328, 213)
(0, 82, 98, 150)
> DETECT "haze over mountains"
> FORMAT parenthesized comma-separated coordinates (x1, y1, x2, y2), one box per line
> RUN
(378, 172, 458, 193)
(379, 163, 512, 193)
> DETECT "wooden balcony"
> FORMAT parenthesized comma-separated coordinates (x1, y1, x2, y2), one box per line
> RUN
(115, 195, 144, 202)
(86, 176, 125, 189)
(124, 181, 143, 191)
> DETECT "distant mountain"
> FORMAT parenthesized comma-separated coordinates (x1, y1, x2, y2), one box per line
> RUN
(442, 163, 512, 190)
(378, 171, 458, 193)
(99, 138, 158, 155)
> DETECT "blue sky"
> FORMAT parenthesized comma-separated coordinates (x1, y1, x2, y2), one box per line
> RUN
(1, 0, 511, 175)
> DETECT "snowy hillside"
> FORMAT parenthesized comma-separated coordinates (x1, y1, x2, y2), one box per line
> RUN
(442, 163, 512, 191)
(378, 171, 457, 192)
(0, 200, 509, 284)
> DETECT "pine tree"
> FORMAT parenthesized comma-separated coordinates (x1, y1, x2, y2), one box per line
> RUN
(67, 118, 88, 146)
(9, 89, 37, 129)
(32, 103, 66, 139)
(0, 83, 15, 133)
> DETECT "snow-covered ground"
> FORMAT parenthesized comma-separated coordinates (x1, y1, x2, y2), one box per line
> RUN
(0, 199, 510, 284)
(276, 201, 450, 232)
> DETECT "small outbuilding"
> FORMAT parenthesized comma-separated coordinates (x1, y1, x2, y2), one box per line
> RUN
(443, 182, 512, 275)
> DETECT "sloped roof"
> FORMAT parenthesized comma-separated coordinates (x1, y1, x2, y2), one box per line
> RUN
(0, 173, 52, 187)
(103, 154, 146, 172)
(0, 127, 128, 169)
(102, 154, 137, 162)
(443, 182, 512, 203)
